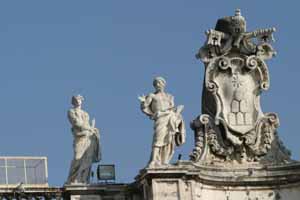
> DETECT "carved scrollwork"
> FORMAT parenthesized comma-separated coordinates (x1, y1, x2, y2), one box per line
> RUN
(245, 56, 270, 91)
(190, 115, 207, 162)
(206, 81, 218, 93)
(260, 81, 269, 90)
(199, 114, 210, 124)
(206, 56, 270, 94)
(218, 57, 230, 70)
(265, 113, 280, 128)
(245, 55, 258, 70)
(190, 114, 234, 162)
(205, 57, 219, 92)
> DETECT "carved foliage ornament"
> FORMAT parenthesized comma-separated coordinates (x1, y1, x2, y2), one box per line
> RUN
(190, 9, 291, 164)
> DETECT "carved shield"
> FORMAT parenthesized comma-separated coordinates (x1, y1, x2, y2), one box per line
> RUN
(205, 56, 269, 135)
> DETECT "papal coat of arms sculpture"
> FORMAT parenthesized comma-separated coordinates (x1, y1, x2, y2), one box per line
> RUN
(190, 9, 291, 165)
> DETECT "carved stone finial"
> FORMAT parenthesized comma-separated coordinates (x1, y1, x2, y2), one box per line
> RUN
(191, 10, 291, 165)
(235, 8, 241, 16)
(233, 8, 244, 22)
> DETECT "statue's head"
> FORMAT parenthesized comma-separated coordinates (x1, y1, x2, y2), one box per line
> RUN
(71, 95, 84, 107)
(215, 9, 246, 36)
(153, 77, 166, 92)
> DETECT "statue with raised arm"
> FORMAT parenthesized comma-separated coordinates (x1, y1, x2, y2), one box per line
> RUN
(66, 95, 101, 184)
(139, 77, 186, 167)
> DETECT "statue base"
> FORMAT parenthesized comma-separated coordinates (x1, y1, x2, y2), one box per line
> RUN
(63, 184, 141, 200)
(135, 161, 300, 200)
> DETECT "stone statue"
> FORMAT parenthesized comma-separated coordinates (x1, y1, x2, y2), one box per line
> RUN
(139, 77, 186, 167)
(66, 95, 101, 184)
(190, 9, 291, 164)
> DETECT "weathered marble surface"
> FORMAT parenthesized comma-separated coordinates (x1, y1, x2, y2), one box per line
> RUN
(139, 77, 186, 168)
(70, 195, 101, 200)
(0, 187, 63, 200)
(66, 95, 101, 185)
(64, 184, 140, 200)
(135, 161, 300, 200)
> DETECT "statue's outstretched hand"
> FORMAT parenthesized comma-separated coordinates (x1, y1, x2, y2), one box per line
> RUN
(138, 95, 146, 102)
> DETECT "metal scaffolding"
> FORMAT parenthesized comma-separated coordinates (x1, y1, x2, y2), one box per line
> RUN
(0, 157, 48, 188)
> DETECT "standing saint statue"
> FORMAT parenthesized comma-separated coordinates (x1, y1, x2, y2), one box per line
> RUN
(66, 95, 101, 184)
(139, 77, 186, 167)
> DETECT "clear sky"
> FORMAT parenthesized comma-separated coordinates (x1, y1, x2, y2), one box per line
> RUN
(0, 1, 299, 186)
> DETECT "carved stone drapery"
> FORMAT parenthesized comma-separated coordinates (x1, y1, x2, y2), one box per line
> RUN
(190, 9, 291, 165)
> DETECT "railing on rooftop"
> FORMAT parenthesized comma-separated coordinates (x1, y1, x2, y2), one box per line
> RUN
(0, 157, 48, 187)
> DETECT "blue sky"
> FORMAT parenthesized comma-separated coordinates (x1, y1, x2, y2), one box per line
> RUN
(0, 1, 299, 186)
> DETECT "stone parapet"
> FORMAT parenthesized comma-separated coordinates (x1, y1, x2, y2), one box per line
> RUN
(64, 183, 142, 200)
(135, 161, 300, 200)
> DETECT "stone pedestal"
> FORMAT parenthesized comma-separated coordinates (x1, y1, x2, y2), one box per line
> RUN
(64, 184, 141, 200)
(70, 195, 101, 200)
(135, 161, 300, 200)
